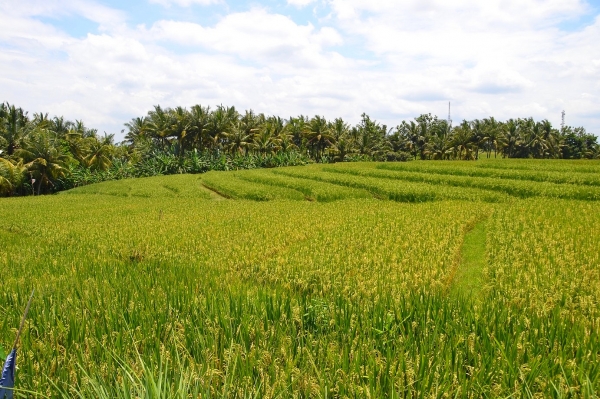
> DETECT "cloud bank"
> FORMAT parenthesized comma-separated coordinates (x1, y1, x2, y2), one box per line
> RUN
(1, 0, 598, 140)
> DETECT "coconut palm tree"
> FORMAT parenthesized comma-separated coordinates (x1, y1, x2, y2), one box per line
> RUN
(146, 105, 173, 150)
(278, 132, 297, 153)
(482, 117, 503, 158)
(124, 117, 150, 147)
(305, 116, 334, 159)
(188, 105, 211, 151)
(264, 116, 286, 140)
(32, 112, 51, 129)
(16, 130, 71, 195)
(426, 132, 454, 160)
(326, 118, 354, 161)
(285, 116, 309, 150)
(355, 113, 391, 159)
(50, 116, 73, 139)
(452, 120, 474, 160)
(521, 119, 549, 158)
(252, 129, 279, 155)
(169, 106, 191, 156)
(498, 119, 520, 158)
(207, 105, 238, 152)
(64, 130, 88, 166)
(330, 118, 350, 141)
(85, 134, 114, 171)
(539, 119, 561, 158)
(0, 103, 29, 156)
(223, 121, 253, 155)
(470, 119, 486, 160)
(0, 157, 26, 196)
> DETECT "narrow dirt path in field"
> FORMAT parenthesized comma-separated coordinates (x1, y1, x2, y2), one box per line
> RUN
(199, 183, 230, 200)
(448, 217, 488, 299)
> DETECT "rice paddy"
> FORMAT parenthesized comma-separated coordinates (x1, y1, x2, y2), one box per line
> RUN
(0, 159, 599, 397)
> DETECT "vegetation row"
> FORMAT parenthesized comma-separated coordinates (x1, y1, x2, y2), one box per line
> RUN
(1, 101, 598, 197)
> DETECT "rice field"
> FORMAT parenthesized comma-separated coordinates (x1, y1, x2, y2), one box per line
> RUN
(0, 159, 599, 397)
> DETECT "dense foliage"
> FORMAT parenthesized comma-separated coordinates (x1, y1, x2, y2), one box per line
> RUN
(1, 101, 598, 196)
(1, 160, 600, 397)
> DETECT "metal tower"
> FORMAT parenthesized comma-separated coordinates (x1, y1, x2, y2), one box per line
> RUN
(561, 110, 565, 130)
(447, 102, 452, 127)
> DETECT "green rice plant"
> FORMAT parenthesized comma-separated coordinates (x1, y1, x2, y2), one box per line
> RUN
(1, 159, 600, 397)
(235, 200, 491, 300)
(200, 171, 305, 201)
(55, 342, 204, 399)
(340, 163, 600, 200)
(474, 158, 600, 174)
(62, 175, 213, 199)
(376, 161, 600, 186)
(233, 169, 373, 202)
(486, 199, 600, 320)
(273, 165, 509, 203)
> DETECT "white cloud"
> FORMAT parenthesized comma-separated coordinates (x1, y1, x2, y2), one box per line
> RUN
(0, 0, 127, 30)
(466, 62, 534, 94)
(148, 0, 221, 7)
(1, 0, 600, 139)
(321, 0, 600, 129)
(287, 0, 317, 7)
(145, 9, 343, 68)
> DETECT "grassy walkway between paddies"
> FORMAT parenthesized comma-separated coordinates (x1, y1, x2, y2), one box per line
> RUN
(450, 218, 488, 299)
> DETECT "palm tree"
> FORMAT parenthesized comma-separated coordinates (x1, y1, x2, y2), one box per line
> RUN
(305, 116, 334, 159)
(50, 116, 72, 139)
(16, 130, 71, 195)
(482, 117, 503, 158)
(424, 119, 452, 160)
(285, 116, 309, 150)
(264, 116, 286, 140)
(252, 129, 279, 155)
(32, 112, 51, 129)
(329, 133, 357, 161)
(188, 105, 211, 150)
(85, 134, 114, 171)
(330, 118, 350, 141)
(522, 119, 549, 158)
(394, 121, 416, 159)
(470, 119, 486, 160)
(64, 130, 88, 166)
(498, 119, 520, 158)
(146, 105, 172, 150)
(0, 157, 26, 196)
(399, 116, 432, 160)
(169, 106, 191, 156)
(0, 103, 29, 156)
(278, 132, 297, 153)
(207, 105, 238, 152)
(356, 113, 391, 159)
(223, 121, 253, 155)
(539, 119, 561, 158)
(451, 120, 474, 160)
(326, 118, 353, 161)
(124, 117, 150, 147)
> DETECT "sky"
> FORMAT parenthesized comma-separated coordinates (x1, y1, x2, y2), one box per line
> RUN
(1, 0, 600, 141)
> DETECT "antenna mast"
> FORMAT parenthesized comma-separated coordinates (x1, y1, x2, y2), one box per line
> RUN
(561, 110, 565, 130)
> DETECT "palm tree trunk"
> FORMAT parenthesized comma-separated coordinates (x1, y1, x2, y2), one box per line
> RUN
(37, 176, 44, 196)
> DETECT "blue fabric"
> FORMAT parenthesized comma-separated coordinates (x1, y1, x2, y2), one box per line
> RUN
(0, 348, 16, 399)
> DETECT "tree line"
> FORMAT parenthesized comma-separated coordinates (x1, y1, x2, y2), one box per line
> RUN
(0, 102, 598, 196)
